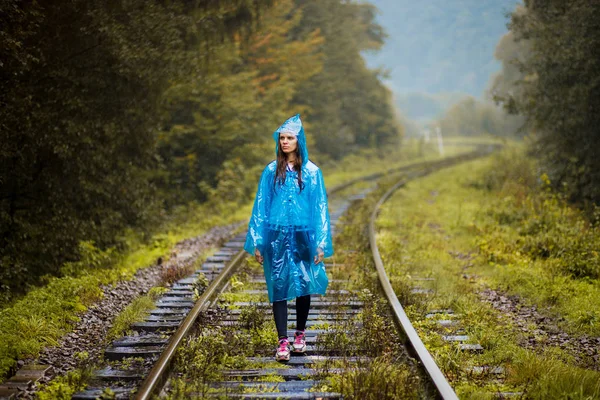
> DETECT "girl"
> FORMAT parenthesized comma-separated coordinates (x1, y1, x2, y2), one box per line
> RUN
(244, 114, 333, 362)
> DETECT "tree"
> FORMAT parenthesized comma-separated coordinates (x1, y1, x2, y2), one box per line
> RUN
(486, 6, 528, 136)
(502, 0, 600, 205)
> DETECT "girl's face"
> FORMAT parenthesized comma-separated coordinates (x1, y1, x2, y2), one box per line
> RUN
(279, 132, 298, 155)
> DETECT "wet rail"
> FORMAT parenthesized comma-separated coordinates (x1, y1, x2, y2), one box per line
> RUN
(69, 146, 497, 400)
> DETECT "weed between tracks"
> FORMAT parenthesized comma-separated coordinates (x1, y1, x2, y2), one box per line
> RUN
(158, 256, 198, 286)
(36, 364, 93, 400)
(376, 147, 600, 399)
(107, 286, 170, 341)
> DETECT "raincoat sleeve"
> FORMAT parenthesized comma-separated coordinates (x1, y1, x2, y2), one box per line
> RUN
(244, 166, 273, 256)
(312, 169, 333, 258)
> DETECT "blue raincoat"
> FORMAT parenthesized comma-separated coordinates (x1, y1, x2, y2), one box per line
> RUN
(244, 114, 333, 303)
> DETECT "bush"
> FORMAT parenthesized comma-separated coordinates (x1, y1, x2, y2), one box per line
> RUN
(59, 242, 118, 278)
(477, 148, 600, 279)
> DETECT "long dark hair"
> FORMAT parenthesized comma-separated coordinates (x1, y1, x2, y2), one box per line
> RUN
(274, 144, 305, 192)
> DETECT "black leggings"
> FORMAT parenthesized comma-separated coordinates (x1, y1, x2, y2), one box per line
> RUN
(273, 295, 311, 340)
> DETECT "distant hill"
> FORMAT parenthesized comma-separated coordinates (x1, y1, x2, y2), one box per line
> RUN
(363, 0, 519, 119)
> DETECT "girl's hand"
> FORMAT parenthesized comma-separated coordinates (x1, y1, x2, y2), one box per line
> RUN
(254, 248, 264, 265)
(314, 248, 324, 264)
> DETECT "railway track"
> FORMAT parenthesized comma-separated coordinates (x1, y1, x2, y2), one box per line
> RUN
(68, 146, 497, 400)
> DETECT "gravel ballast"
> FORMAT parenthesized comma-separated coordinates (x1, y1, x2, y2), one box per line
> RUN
(8, 223, 241, 398)
(479, 287, 600, 370)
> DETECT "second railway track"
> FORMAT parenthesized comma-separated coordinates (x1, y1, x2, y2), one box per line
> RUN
(69, 146, 497, 400)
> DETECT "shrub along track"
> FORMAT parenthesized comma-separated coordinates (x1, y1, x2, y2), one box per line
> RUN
(59, 147, 497, 400)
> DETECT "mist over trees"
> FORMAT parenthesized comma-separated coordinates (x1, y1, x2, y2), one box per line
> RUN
(437, 97, 522, 137)
(0, 0, 400, 299)
(495, 0, 600, 206)
(488, 7, 530, 114)
(433, 5, 529, 139)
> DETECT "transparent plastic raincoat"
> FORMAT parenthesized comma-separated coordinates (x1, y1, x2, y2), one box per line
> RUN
(244, 114, 333, 303)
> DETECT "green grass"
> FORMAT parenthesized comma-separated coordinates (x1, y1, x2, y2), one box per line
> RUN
(376, 146, 600, 399)
(321, 135, 502, 189)
(106, 286, 169, 342)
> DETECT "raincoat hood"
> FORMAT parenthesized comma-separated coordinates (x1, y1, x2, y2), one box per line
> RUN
(273, 114, 309, 165)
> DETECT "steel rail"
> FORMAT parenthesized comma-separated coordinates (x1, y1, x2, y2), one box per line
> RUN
(367, 150, 495, 400)
(369, 173, 458, 400)
(135, 249, 246, 400)
(328, 158, 443, 194)
(329, 142, 499, 193)
(135, 147, 497, 400)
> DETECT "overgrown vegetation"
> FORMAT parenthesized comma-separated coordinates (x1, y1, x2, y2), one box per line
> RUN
(160, 250, 212, 286)
(311, 182, 426, 399)
(474, 149, 600, 332)
(376, 146, 600, 399)
(165, 257, 280, 399)
(36, 353, 95, 400)
(312, 290, 424, 400)
(325, 358, 422, 400)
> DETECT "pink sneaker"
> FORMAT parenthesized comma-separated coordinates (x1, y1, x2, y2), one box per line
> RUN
(293, 330, 306, 353)
(275, 338, 291, 362)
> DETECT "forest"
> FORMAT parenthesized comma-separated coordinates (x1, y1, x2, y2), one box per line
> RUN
(0, 0, 400, 302)
(0, 0, 598, 314)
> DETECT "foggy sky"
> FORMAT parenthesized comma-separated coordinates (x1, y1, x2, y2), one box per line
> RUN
(363, 0, 520, 97)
